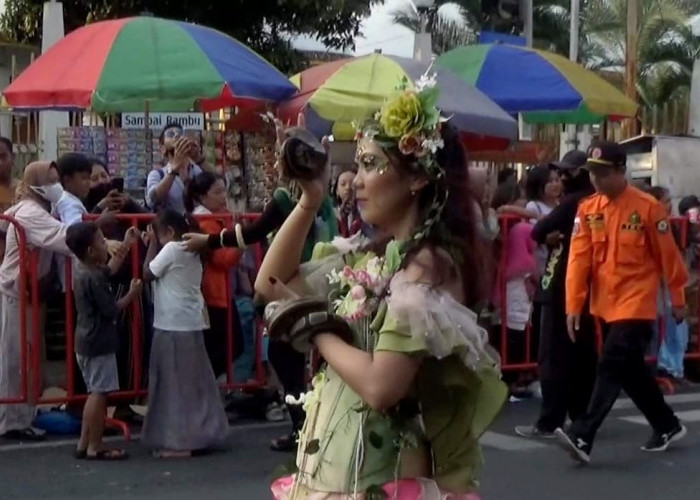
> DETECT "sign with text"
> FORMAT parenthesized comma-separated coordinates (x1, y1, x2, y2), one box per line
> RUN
(121, 112, 205, 131)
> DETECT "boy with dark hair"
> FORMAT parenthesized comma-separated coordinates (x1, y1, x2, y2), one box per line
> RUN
(56, 153, 93, 226)
(66, 222, 141, 460)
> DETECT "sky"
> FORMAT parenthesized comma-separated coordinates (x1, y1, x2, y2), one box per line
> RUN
(0, 0, 448, 58)
(293, 0, 463, 58)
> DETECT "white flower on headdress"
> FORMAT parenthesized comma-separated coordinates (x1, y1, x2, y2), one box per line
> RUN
(422, 137, 445, 154)
(415, 72, 438, 92)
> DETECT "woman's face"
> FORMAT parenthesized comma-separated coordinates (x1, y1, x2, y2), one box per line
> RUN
(544, 169, 562, 201)
(337, 171, 356, 204)
(353, 139, 416, 231)
(201, 179, 227, 212)
(44, 166, 60, 185)
(90, 163, 111, 188)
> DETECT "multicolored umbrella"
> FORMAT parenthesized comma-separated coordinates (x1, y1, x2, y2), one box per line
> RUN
(1, 16, 297, 112)
(280, 54, 518, 150)
(437, 44, 638, 124)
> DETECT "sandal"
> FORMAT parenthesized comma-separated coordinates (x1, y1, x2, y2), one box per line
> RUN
(270, 433, 298, 453)
(74, 449, 87, 459)
(289, 310, 353, 352)
(265, 297, 329, 342)
(3, 427, 46, 442)
(86, 449, 129, 461)
(280, 127, 328, 181)
(266, 298, 353, 353)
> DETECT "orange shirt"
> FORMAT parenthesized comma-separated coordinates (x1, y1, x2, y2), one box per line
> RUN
(199, 218, 241, 309)
(566, 185, 687, 322)
(0, 180, 17, 214)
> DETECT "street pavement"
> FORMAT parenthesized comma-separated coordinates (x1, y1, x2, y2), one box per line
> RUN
(1, 390, 700, 499)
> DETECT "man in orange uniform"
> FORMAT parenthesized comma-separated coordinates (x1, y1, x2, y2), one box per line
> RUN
(556, 142, 687, 464)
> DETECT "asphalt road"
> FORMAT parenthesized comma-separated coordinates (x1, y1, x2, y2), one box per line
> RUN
(2, 390, 700, 500)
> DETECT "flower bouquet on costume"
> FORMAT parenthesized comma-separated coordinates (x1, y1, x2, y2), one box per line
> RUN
(328, 240, 402, 321)
(264, 297, 353, 353)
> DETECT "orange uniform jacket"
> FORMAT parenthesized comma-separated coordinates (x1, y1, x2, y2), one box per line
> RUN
(566, 185, 687, 322)
(199, 218, 241, 309)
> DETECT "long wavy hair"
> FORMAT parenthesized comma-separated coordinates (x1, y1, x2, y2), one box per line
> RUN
(376, 124, 485, 306)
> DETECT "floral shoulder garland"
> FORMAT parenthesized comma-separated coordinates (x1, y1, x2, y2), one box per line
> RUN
(328, 240, 403, 321)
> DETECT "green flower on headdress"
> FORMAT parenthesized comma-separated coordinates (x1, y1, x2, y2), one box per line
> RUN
(379, 90, 425, 139)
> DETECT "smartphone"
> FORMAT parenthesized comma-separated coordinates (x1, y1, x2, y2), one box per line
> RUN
(111, 177, 125, 193)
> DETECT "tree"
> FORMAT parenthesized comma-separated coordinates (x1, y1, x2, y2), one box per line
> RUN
(390, 0, 575, 56)
(581, 0, 700, 106)
(0, 0, 378, 73)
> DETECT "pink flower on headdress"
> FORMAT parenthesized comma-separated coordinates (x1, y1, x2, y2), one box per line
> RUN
(342, 266, 355, 279)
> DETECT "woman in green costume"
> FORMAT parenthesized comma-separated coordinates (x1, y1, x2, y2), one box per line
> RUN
(257, 76, 507, 499)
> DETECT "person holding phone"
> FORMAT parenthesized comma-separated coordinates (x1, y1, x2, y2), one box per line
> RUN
(87, 158, 145, 215)
(145, 123, 213, 214)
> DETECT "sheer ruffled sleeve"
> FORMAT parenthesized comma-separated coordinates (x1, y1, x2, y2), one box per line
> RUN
(298, 234, 366, 299)
(376, 270, 499, 371)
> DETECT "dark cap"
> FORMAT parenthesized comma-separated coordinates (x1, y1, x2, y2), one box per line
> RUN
(553, 150, 587, 171)
(586, 141, 626, 170)
(679, 195, 700, 215)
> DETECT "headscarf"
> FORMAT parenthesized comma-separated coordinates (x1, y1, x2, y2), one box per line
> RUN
(14, 160, 57, 202)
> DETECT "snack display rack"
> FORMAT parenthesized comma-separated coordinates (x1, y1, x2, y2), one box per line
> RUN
(56, 112, 278, 210)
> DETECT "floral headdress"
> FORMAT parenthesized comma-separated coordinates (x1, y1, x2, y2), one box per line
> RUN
(355, 70, 450, 242)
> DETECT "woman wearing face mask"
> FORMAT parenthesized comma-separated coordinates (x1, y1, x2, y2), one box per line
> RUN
(0, 161, 73, 441)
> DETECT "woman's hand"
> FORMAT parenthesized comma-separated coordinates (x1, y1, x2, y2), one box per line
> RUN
(182, 232, 210, 252)
(172, 137, 190, 173)
(97, 189, 125, 211)
(123, 226, 140, 246)
(141, 224, 157, 247)
(275, 113, 329, 208)
(105, 238, 123, 257)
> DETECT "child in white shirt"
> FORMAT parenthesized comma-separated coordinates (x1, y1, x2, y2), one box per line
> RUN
(141, 209, 228, 458)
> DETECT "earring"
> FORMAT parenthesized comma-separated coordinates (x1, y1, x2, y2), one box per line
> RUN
(410, 190, 416, 197)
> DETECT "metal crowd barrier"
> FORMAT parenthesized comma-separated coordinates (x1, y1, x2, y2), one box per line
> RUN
(494, 214, 700, 385)
(0, 212, 267, 437)
(2, 211, 699, 425)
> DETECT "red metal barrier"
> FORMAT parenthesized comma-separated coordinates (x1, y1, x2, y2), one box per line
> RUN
(495, 215, 539, 372)
(4, 210, 699, 413)
(494, 214, 698, 376)
(2, 212, 266, 413)
(0, 215, 32, 405)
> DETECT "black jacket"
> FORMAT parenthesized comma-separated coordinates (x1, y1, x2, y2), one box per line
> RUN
(532, 178, 595, 306)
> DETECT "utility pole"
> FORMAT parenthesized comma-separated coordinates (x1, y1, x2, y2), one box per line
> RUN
(625, 0, 639, 138)
(569, 0, 579, 62)
(522, 0, 533, 47)
(566, 0, 580, 150)
(413, 0, 435, 62)
(519, 0, 534, 141)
